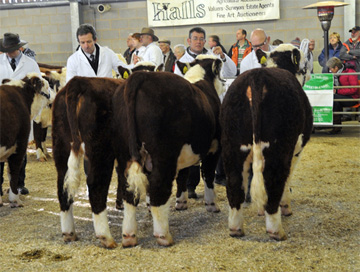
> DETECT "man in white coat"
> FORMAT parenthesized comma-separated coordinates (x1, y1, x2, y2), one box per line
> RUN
(133, 27, 163, 67)
(66, 24, 130, 83)
(0, 33, 42, 196)
(173, 27, 236, 199)
(240, 28, 275, 74)
(174, 27, 236, 77)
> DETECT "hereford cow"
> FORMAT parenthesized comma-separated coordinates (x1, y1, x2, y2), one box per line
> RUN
(33, 75, 58, 161)
(0, 73, 50, 207)
(220, 45, 313, 241)
(118, 56, 223, 247)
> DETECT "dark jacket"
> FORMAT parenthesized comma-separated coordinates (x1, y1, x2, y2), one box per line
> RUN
(318, 42, 343, 73)
(339, 38, 360, 74)
(164, 49, 177, 72)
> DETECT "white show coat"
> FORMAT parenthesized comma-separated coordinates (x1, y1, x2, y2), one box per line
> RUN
(174, 48, 237, 77)
(140, 42, 163, 67)
(240, 45, 276, 74)
(0, 53, 41, 83)
(66, 44, 130, 83)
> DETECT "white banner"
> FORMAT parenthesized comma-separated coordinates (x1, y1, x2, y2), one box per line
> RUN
(147, 0, 280, 27)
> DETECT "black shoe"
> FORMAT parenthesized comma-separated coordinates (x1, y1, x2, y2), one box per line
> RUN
(188, 189, 198, 199)
(18, 186, 29, 195)
(214, 178, 226, 186)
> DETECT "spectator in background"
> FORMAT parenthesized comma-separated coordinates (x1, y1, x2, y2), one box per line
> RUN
(66, 24, 130, 83)
(272, 39, 283, 46)
(158, 38, 176, 72)
(228, 28, 252, 75)
(0, 32, 42, 196)
(208, 35, 227, 54)
(133, 27, 163, 67)
(130, 33, 145, 65)
(290, 37, 301, 48)
(123, 33, 135, 65)
(240, 28, 274, 74)
(326, 57, 359, 134)
(318, 32, 343, 73)
(19, 40, 36, 61)
(173, 44, 186, 60)
(340, 26, 360, 77)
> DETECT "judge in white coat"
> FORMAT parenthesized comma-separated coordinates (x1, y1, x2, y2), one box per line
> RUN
(0, 32, 42, 196)
(66, 24, 130, 83)
(133, 27, 163, 67)
(174, 27, 236, 77)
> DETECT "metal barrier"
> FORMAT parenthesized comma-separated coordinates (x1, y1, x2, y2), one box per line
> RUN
(332, 72, 360, 128)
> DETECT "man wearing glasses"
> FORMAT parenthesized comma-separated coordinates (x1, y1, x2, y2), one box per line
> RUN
(340, 26, 360, 76)
(174, 27, 236, 77)
(240, 28, 275, 74)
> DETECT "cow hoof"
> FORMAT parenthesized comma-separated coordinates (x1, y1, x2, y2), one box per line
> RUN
(98, 236, 117, 249)
(116, 200, 124, 210)
(10, 201, 24, 208)
(63, 232, 78, 242)
(122, 234, 138, 248)
(257, 209, 265, 216)
(229, 228, 245, 237)
(267, 230, 287, 241)
(155, 233, 174, 247)
(175, 201, 187, 211)
(281, 205, 292, 216)
(205, 202, 220, 213)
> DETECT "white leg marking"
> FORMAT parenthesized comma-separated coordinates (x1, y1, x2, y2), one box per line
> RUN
(93, 210, 112, 241)
(36, 148, 47, 161)
(176, 144, 200, 171)
(175, 191, 188, 210)
(228, 206, 244, 233)
(60, 204, 75, 235)
(251, 141, 269, 211)
(64, 149, 83, 200)
(204, 181, 220, 212)
(151, 199, 174, 246)
(265, 207, 286, 240)
(123, 201, 137, 237)
(9, 187, 23, 207)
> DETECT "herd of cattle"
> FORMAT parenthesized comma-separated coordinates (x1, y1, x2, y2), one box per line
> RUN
(0, 44, 313, 247)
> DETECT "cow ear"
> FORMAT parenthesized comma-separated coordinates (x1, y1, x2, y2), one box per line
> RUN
(118, 66, 131, 79)
(30, 76, 43, 91)
(2, 79, 11, 84)
(176, 61, 190, 75)
(212, 59, 222, 76)
(292, 48, 301, 71)
(156, 63, 164, 72)
(256, 49, 267, 66)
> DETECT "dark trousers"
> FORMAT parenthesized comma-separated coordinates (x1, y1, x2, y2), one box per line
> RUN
(0, 155, 27, 195)
(333, 94, 358, 123)
(186, 165, 200, 191)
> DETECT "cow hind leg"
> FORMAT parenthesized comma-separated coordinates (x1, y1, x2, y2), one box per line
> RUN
(175, 168, 189, 211)
(201, 152, 220, 212)
(122, 201, 138, 247)
(7, 154, 24, 208)
(60, 204, 78, 242)
(265, 208, 286, 241)
(151, 199, 173, 246)
(93, 210, 117, 248)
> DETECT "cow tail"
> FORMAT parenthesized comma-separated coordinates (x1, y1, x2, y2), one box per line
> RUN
(124, 73, 148, 201)
(248, 75, 268, 212)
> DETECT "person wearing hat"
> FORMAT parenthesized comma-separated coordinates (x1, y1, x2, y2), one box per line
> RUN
(158, 38, 176, 72)
(19, 40, 36, 61)
(133, 27, 163, 67)
(66, 24, 131, 83)
(0, 32, 42, 196)
(340, 26, 360, 76)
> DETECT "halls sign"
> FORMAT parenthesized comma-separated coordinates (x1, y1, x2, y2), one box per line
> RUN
(147, 0, 280, 27)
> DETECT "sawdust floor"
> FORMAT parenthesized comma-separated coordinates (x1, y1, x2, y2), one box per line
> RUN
(0, 126, 359, 272)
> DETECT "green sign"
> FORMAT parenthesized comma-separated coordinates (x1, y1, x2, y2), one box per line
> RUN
(303, 74, 334, 125)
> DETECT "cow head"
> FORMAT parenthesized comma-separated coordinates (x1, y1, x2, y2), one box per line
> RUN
(177, 55, 225, 96)
(256, 44, 310, 86)
(117, 62, 161, 79)
(21, 73, 51, 120)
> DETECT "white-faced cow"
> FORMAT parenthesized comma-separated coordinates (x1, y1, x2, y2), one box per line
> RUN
(0, 73, 50, 207)
(220, 44, 313, 241)
(117, 56, 224, 247)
